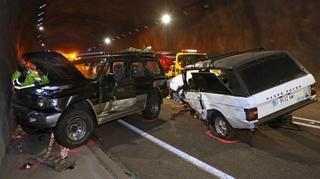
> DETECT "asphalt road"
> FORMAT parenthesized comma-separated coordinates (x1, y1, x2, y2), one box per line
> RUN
(94, 98, 320, 179)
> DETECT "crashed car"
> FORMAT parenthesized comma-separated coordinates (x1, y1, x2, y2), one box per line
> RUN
(169, 50, 317, 139)
(13, 51, 168, 148)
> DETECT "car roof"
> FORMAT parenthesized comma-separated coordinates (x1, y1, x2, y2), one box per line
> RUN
(76, 51, 157, 61)
(213, 50, 288, 70)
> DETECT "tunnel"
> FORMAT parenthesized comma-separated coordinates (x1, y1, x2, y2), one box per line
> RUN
(0, 0, 320, 165)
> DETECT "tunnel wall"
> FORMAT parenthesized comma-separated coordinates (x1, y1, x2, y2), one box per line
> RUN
(0, 0, 25, 165)
(134, 0, 320, 84)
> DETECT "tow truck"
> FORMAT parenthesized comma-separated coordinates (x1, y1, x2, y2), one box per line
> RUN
(165, 49, 207, 78)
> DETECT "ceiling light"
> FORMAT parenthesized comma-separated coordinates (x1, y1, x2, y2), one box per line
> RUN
(104, 37, 111, 45)
(38, 26, 44, 31)
(161, 14, 172, 25)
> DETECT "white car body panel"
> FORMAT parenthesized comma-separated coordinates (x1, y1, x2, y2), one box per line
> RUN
(173, 73, 316, 129)
(251, 74, 315, 119)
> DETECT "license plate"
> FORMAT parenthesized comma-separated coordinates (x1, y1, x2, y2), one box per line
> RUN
(272, 93, 294, 107)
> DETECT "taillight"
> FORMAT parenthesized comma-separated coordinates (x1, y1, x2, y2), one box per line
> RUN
(311, 84, 317, 96)
(245, 107, 258, 121)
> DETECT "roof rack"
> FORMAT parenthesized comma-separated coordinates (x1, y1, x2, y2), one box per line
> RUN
(76, 51, 106, 57)
(207, 47, 265, 61)
(75, 51, 156, 61)
(122, 47, 153, 53)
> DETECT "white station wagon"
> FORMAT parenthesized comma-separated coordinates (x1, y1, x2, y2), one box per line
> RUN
(169, 50, 317, 139)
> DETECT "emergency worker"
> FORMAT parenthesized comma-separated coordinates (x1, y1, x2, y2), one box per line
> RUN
(12, 59, 48, 88)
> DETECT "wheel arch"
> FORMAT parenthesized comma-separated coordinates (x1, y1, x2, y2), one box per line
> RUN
(148, 87, 163, 104)
(61, 99, 98, 127)
(206, 109, 226, 123)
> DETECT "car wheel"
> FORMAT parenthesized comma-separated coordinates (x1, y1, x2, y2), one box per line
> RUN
(209, 114, 235, 139)
(19, 123, 41, 135)
(143, 93, 161, 120)
(54, 109, 94, 149)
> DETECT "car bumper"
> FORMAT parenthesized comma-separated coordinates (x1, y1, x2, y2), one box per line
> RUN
(14, 104, 61, 129)
(253, 98, 317, 127)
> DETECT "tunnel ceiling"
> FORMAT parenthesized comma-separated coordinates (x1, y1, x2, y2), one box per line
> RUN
(24, 0, 218, 53)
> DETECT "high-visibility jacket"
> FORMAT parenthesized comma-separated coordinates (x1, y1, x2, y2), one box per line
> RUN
(12, 70, 49, 87)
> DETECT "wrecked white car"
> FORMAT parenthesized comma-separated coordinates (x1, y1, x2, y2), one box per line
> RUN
(169, 50, 317, 139)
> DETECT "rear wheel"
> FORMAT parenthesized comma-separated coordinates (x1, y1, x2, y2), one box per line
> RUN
(143, 93, 161, 120)
(54, 109, 94, 149)
(209, 113, 235, 139)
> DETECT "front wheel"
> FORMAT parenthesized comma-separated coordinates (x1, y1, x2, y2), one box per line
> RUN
(209, 114, 235, 139)
(54, 109, 94, 149)
(143, 93, 161, 120)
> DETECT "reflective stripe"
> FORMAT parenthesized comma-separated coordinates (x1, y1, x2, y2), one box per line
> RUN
(14, 78, 22, 86)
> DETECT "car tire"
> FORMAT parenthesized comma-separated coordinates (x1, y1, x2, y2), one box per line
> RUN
(209, 113, 235, 139)
(143, 92, 161, 120)
(54, 109, 94, 149)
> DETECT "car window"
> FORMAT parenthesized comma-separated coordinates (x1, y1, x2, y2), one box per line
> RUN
(112, 61, 126, 81)
(74, 59, 105, 79)
(146, 60, 161, 76)
(238, 53, 306, 95)
(191, 72, 231, 95)
(218, 70, 244, 96)
(103, 61, 126, 81)
(131, 61, 146, 77)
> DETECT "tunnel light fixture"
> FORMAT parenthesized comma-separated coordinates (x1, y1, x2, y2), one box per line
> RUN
(38, 26, 44, 31)
(161, 14, 172, 25)
(37, 18, 44, 22)
(38, 11, 45, 17)
(41, 43, 45, 47)
(104, 37, 111, 45)
(39, 4, 47, 9)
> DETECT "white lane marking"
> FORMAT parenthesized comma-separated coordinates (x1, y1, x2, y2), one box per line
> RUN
(293, 121, 320, 130)
(118, 120, 234, 179)
(293, 116, 320, 124)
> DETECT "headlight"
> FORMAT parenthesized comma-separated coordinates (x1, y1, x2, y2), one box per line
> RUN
(37, 98, 46, 108)
(49, 99, 59, 107)
(37, 98, 59, 108)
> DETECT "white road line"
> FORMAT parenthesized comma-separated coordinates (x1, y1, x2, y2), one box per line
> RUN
(118, 119, 234, 179)
(293, 121, 320, 130)
(293, 116, 320, 124)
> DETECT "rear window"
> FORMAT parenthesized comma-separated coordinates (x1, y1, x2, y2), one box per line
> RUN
(238, 53, 306, 95)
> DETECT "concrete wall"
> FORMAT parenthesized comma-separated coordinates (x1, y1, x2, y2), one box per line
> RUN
(0, 0, 24, 165)
(134, 0, 320, 84)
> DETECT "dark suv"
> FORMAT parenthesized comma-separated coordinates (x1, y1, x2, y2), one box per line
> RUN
(13, 51, 168, 148)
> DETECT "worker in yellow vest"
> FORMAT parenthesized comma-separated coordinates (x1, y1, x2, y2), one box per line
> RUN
(12, 59, 48, 89)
